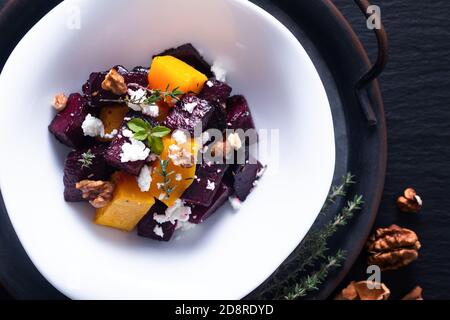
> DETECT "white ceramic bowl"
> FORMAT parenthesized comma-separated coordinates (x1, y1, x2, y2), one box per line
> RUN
(0, 0, 335, 299)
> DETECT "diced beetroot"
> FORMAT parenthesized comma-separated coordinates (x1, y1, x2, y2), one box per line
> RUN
(181, 163, 228, 207)
(189, 183, 231, 224)
(232, 161, 265, 201)
(104, 112, 156, 176)
(155, 43, 213, 78)
(164, 95, 226, 134)
(63, 144, 112, 202)
(82, 65, 148, 107)
(198, 79, 232, 105)
(48, 93, 94, 148)
(137, 200, 177, 241)
(226, 95, 256, 130)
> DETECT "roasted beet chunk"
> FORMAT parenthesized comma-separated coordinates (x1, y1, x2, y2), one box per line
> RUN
(226, 95, 256, 130)
(63, 145, 112, 202)
(155, 43, 213, 77)
(48, 93, 93, 148)
(198, 79, 232, 104)
(82, 65, 148, 107)
(232, 161, 265, 201)
(189, 183, 231, 224)
(137, 200, 177, 241)
(104, 112, 156, 176)
(181, 163, 228, 207)
(164, 95, 226, 134)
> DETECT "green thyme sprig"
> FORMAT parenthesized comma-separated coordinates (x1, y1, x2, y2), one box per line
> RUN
(100, 86, 184, 106)
(255, 173, 363, 300)
(126, 118, 171, 155)
(320, 173, 355, 214)
(157, 159, 176, 199)
(78, 149, 95, 169)
(283, 251, 346, 300)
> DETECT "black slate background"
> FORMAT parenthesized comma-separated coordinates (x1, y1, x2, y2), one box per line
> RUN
(1, 0, 450, 299)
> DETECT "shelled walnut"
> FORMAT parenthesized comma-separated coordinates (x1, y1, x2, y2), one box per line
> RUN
(76, 180, 115, 208)
(366, 225, 421, 271)
(335, 281, 390, 300)
(101, 68, 127, 95)
(396, 188, 422, 213)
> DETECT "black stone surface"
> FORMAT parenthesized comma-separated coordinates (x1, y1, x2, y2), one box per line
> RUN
(332, 0, 450, 300)
(0, 0, 449, 300)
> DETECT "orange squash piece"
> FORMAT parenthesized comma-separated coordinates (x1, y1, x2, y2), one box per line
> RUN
(98, 104, 129, 142)
(94, 172, 155, 231)
(148, 56, 208, 97)
(149, 135, 199, 207)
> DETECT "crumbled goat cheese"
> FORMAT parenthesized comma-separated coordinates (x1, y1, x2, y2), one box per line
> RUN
(211, 61, 227, 82)
(127, 88, 147, 111)
(172, 130, 188, 145)
(82, 114, 105, 137)
(206, 180, 216, 191)
(154, 199, 191, 225)
(175, 173, 182, 181)
(142, 104, 159, 117)
(227, 133, 242, 150)
(153, 225, 164, 238)
(137, 165, 152, 192)
(206, 80, 214, 87)
(103, 129, 118, 139)
(183, 102, 198, 114)
(168, 144, 194, 167)
(229, 196, 242, 211)
(120, 137, 150, 163)
(122, 129, 134, 138)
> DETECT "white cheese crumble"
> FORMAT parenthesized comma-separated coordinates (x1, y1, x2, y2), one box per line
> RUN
(206, 80, 214, 87)
(175, 173, 182, 181)
(154, 199, 192, 225)
(153, 225, 164, 238)
(211, 61, 227, 82)
(206, 180, 216, 191)
(168, 144, 194, 167)
(103, 129, 118, 139)
(156, 182, 164, 190)
(136, 165, 152, 192)
(142, 104, 159, 117)
(82, 114, 105, 137)
(172, 130, 188, 145)
(183, 102, 198, 114)
(229, 196, 242, 211)
(127, 88, 147, 111)
(227, 133, 242, 150)
(120, 131, 151, 163)
(158, 192, 166, 200)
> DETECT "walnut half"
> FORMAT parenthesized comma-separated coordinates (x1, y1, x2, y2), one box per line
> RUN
(76, 180, 115, 208)
(335, 281, 390, 300)
(52, 93, 68, 111)
(396, 187, 423, 213)
(366, 224, 421, 271)
(101, 68, 128, 95)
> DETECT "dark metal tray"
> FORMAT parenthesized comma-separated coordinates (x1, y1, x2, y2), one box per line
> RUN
(0, 0, 387, 299)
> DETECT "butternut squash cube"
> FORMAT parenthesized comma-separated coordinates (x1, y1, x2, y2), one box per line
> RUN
(98, 104, 129, 142)
(95, 172, 155, 231)
(148, 56, 208, 97)
(149, 136, 198, 207)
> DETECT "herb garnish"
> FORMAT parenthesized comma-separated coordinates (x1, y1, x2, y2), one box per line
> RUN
(78, 149, 95, 169)
(100, 86, 184, 106)
(126, 118, 171, 155)
(157, 159, 176, 199)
